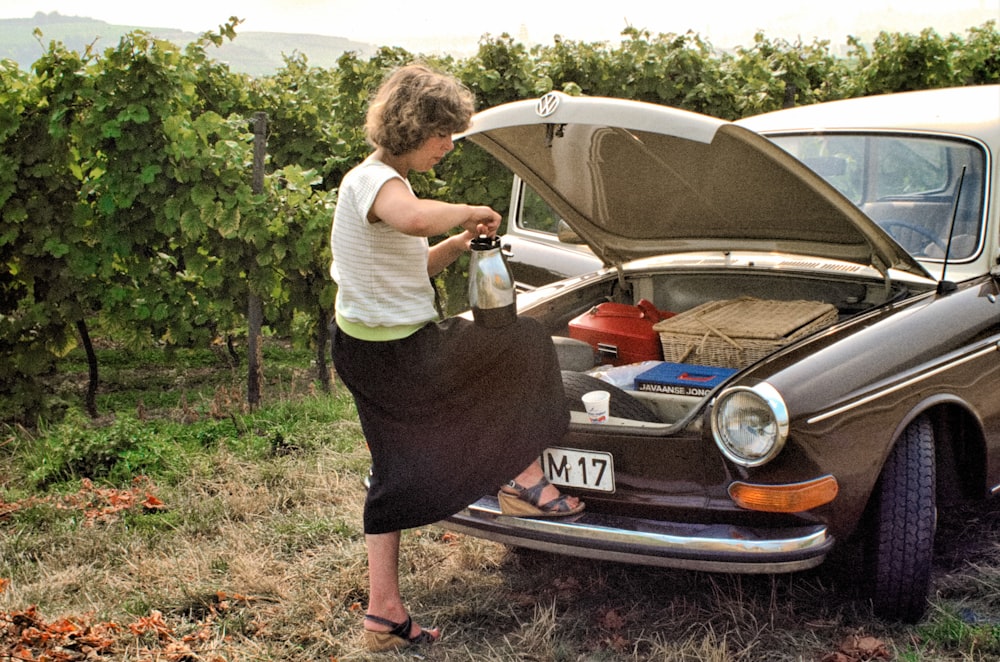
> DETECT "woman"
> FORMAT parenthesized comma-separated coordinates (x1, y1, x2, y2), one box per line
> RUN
(330, 64, 583, 652)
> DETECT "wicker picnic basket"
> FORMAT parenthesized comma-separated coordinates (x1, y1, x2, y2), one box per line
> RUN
(652, 297, 838, 369)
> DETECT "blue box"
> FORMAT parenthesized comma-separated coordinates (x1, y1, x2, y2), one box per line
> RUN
(634, 362, 736, 396)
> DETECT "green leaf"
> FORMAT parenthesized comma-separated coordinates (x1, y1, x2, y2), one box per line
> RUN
(140, 164, 162, 184)
(42, 238, 70, 258)
(191, 183, 216, 208)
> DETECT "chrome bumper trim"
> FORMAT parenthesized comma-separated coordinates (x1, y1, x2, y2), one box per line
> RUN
(442, 495, 832, 574)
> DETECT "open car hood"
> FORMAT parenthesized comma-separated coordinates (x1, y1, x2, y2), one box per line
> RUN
(461, 92, 929, 279)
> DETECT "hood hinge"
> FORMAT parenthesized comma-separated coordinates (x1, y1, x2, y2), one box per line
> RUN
(871, 255, 892, 298)
(614, 263, 630, 294)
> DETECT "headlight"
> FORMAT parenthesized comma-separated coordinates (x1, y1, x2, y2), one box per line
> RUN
(711, 383, 789, 467)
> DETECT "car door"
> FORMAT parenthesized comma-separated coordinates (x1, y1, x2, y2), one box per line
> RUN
(502, 177, 601, 289)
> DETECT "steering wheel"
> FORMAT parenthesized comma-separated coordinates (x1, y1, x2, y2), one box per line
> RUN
(879, 220, 947, 255)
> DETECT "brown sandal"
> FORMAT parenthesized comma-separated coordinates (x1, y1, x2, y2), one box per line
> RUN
(363, 614, 439, 652)
(498, 475, 585, 518)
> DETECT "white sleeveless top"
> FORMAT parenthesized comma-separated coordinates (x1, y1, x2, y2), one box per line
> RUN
(330, 157, 437, 330)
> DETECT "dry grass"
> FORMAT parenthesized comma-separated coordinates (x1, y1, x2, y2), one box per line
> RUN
(1, 353, 999, 661)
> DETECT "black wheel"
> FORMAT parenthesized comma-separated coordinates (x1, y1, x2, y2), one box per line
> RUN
(561, 371, 661, 423)
(864, 415, 936, 622)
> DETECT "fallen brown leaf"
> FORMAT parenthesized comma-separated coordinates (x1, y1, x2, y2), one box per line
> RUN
(821, 634, 892, 662)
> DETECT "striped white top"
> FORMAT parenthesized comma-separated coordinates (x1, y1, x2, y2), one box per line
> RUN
(330, 157, 437, 329)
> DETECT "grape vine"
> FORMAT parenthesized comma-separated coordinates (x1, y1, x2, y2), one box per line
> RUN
(1, 19, 996, 422)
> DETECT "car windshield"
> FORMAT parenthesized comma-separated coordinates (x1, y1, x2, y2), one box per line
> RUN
(769, 133, 987, 261)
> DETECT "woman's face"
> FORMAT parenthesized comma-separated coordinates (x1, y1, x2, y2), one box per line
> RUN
(410, 132, 455, 171)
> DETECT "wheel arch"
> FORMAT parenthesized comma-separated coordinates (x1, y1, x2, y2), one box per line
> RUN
(921, 398, 988, 502)
(879, 395, 987, 505)
(857, 395, 987, 537)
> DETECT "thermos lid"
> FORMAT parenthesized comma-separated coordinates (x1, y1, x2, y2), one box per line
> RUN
(470, 234, 500, 251)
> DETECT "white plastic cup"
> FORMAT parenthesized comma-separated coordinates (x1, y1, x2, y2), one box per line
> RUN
(582, 390, 610, 424)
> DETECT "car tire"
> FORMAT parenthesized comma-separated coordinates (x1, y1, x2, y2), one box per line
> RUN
(865, 414, 937, 623)
(561, 371, 661, 423)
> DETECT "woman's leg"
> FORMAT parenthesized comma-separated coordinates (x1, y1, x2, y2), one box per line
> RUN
(364, 531, 439, 640)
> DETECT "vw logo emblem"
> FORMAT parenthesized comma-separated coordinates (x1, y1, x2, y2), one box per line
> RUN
(536, 93, 560, 118)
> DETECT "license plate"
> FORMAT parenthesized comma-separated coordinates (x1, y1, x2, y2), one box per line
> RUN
(542, 447, 615, 493)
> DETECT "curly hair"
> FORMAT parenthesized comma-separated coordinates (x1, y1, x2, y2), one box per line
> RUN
(365, 64, 476, 156)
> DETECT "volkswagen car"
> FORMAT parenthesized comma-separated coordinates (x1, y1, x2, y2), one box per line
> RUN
(442, 86, 999, 623)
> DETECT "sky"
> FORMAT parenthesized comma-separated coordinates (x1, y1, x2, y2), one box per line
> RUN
(2, 0, 998, 53)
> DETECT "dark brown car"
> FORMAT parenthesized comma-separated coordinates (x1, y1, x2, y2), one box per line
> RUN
(443, 86, 1000, 623)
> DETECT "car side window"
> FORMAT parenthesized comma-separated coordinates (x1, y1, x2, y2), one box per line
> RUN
(520, 184, 561, 234)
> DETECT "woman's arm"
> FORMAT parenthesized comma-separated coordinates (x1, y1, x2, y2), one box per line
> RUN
(427, 232, 474, 276)
(370, 178, 500, 238)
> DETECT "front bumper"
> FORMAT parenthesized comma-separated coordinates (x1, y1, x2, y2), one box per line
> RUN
(442, 495, 834, 573)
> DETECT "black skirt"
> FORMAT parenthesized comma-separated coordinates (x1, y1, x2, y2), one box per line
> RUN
(332, 315, 569, 534)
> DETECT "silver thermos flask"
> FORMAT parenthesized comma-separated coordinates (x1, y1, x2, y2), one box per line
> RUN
(468, 234, 516, 328)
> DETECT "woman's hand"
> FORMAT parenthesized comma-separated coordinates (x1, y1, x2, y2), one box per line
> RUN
(462, 206, 502, 237)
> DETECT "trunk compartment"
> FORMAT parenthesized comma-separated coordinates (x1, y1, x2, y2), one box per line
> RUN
(535, 266, 920, 425)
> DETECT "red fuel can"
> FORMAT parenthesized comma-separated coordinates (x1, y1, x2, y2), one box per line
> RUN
(568, 299, 673, 365)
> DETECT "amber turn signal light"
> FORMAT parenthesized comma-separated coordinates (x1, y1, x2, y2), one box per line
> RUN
(728, 475, 839, 513)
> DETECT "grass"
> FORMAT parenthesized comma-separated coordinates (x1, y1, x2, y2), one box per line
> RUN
(1, 340, 999, 660)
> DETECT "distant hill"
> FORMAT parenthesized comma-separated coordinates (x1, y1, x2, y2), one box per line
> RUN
(0, 11, 378, 76)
